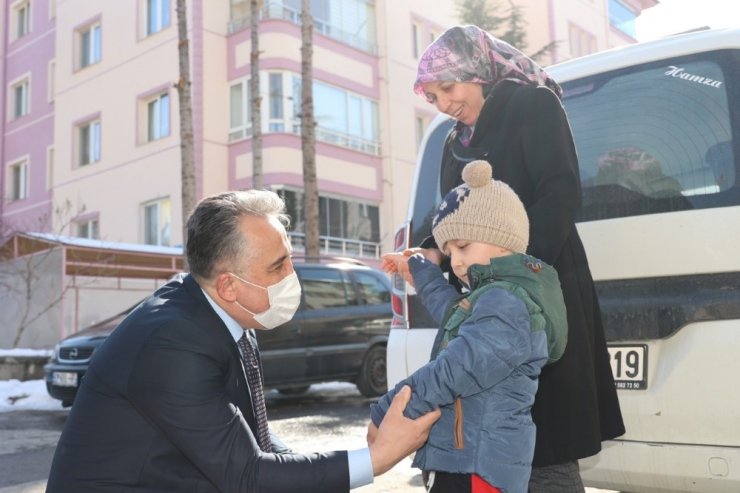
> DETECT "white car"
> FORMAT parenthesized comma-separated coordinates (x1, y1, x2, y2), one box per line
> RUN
(388, 28, 740, 493)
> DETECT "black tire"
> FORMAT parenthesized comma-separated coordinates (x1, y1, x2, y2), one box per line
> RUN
(356, 345, 387, 398)
(276, 386, 310, 395)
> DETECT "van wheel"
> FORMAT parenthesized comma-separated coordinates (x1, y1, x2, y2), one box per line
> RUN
(277, 386, 310, 395)
(356, 345, 387, 398)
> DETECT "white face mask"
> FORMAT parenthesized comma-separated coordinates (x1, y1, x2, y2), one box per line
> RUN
(230, 271, 302, 330)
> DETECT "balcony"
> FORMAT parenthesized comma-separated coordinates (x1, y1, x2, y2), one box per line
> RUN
(288, 232, 381, 259)
(229, 0, 378, 55)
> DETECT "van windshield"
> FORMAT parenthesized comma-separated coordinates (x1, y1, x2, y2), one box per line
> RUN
(562, 50, 740, 222)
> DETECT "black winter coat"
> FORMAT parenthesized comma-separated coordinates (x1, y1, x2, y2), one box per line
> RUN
(438, 80, 625, 466)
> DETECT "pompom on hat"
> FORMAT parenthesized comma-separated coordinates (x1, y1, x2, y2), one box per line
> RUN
(432, 160, 529, 254)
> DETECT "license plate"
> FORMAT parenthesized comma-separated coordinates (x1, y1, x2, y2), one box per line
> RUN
(608, 344, 647, 390)
(52, 372, 78, 388)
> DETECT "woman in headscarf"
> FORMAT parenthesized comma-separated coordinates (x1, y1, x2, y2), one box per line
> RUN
(414, 25, 625, 492)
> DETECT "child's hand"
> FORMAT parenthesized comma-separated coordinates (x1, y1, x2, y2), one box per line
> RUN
(381, 252, 415, 287)
(382, 248, 444, 286)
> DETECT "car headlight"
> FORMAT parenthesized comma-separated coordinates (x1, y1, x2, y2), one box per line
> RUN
(50, 343, 60, 361)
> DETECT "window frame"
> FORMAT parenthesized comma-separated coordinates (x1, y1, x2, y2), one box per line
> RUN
(48, 60, 56, 103)
(411, 21, 422, 59)
(7, 157, 30, 202)
(142, 197, 171, 246)
(76, 116, 102, 167)
(76, 20, 102, 70)
(145, 91, 171, 142)
(46, 146, 54, 190)
(568, 22, 597, 59)
(268, 72, 285, 132)
(12, 0, 31, 41)
(9, 76, 31, 121)
(145, 0, 171, 36)
(75, 216, 100, 239)
(229, 78, 252, 141)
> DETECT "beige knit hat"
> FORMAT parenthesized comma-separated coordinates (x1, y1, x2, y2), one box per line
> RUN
(432, 160, 529, 254)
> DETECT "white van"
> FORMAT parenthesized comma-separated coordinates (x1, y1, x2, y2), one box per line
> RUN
(388, 28, 740, 493)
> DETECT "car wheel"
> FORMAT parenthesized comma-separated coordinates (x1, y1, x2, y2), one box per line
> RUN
(276, 386, 310, 395)
(356, 345, 387, 398)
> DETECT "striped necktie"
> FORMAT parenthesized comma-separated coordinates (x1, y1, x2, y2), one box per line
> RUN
(237, 331, 272, 453)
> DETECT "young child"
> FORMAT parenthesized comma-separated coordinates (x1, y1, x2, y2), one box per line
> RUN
(371, 160, 568, 493)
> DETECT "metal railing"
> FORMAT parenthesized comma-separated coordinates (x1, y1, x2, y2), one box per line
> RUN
(288, 231, 381, 259)
(229, 121, 380, 155)
(291, 123, 380, 155)
(228, 1, 378, 55)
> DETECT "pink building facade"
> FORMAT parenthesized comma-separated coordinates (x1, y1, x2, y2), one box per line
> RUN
(1, 0, 55, 232)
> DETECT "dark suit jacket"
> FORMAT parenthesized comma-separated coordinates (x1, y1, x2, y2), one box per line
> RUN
(47, 274, 349, 492)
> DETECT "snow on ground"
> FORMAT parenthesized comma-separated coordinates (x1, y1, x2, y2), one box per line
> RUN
(0, 379, 360, 413)
(0, 349, 52, 358)
(0, 380, 65, 412)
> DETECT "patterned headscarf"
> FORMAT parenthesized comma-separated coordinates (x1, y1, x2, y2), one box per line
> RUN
(414, 25, 562, 100)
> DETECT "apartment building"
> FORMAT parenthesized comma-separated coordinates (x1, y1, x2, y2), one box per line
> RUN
(1, 0, 55, 232)
(2, 0, 657, 261)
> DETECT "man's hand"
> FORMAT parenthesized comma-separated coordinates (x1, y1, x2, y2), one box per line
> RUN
(368, 386, 440, 476)
(366, 422, 378, 445)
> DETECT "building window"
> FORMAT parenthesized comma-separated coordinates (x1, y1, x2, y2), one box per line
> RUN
(269, 73, 284, 132)
(48, 60, 55, 102)
(76, 218, 99, 239)
(13, 0, 31, 40)
(412, 22, 422, 59)
(78, 22, 101, 69)
(7, 159, 29, 202)
(229, 0, 249, 32)
(146, 92, 170, 141)
(608, 0, 636, 38)
(78, 119, 101, 166)
(278, 188, 380, 244)
(292, 74, 380, 154)
(250, 0, 377, 54)
(46, 146, 54, 190)
(569, 23, 597, 59)
(142, 197, 171, 246)
(416, 115, 428, 148)
(231, 71, 380, 154)
(229, 79, 252, 141)
(146, 0, 170, 35)
(10, 78, 30, 120)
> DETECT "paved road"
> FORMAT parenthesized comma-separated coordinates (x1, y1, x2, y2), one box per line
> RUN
(0, 383, 613, 492)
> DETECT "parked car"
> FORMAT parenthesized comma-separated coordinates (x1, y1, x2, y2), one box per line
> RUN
(44, 258, 392, 406)
(389, 28, 740, 493)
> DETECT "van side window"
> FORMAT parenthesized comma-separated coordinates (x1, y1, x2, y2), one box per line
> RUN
(354, 271, 390, 305)
(300, 268, 350, 310)
(563, 52, 739, 222)
(411, 119, 454, 245)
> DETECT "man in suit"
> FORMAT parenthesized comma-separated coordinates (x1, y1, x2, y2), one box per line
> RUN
(47, 190, 440, 492)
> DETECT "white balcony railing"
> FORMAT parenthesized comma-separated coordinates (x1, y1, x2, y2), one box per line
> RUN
(229, 1, 378, 55)
(288, 231, 381, 259)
